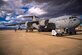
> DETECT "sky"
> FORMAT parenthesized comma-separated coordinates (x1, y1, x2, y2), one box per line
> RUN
(0, 0, 82, 28)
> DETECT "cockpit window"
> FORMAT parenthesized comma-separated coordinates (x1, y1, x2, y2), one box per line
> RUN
(69, 16, 77, 19)
(69, 17, 72, 19)
(71, 16, 77, 18)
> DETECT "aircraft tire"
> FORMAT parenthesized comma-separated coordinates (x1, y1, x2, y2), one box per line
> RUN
(68, 30, 76, 35)
(26, 29, 28, 32)
(28, 28, 33, 32)
(72, 31, 76, 35)
(56, 33, 62, 37)
(38, 29, 41, 32)
(67, 28, 76, 35)
(68, 32, 72, 35)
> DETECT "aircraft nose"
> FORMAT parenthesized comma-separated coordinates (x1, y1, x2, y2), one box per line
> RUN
(77, 16, 82, 22)
(79, 17, 82, 22)
(81, 18, 82, 22)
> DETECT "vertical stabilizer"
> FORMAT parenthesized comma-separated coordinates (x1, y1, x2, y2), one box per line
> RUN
(32, 16, 37, 21)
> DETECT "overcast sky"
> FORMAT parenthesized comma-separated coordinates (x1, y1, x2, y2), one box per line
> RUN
(0, 0, 82, 27)
(0, 0, 82, 17)
(22, 0, 82, 17)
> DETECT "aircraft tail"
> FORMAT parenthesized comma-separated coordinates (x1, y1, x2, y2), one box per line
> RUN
(32, 16, 37, 21)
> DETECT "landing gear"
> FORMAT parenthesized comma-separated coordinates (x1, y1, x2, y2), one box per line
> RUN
(38, 26, 46, 32)
(38, 29, 42, 32)
(29, 28, 33, 32)
(26, 29, 28, 32)
(66, 28, 76, 35)
(68, 31, 76, 35)
(56, 33, 63, 37)
(26, 28, 33, 32)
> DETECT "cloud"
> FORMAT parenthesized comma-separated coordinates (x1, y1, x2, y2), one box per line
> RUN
(3, 0, 9, 2)
(1, 0, 82, 18)
(0, 21, 16, 28)
(22, 1, 48, 16)
(5, 15, 11, 20)
(0, 0, 5, 7)
(22, 0, 82, 18)
(0, 21, 9, 27)
(28, 6, 47, 16)
(0, 24, 5, 27)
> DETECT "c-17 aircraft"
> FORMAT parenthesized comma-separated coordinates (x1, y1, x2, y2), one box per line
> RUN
(5, 15, 82, 36)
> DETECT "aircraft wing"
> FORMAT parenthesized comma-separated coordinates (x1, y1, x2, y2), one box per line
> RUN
(5, 23, 25, 26)
(5, 21, 39, 26)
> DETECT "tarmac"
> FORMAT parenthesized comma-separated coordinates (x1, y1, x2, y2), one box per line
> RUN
(0, 30, 82, 55)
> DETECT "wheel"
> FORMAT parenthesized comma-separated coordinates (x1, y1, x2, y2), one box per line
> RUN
(26, 29, 28, 32)
(52, 35, 55, 36)
(72, 31, 76, 35)
(68, 32, 72, 35)
(67, 28, 76, 35)
(56, 33, 62, 37)
(30, 28, 33, 32)
(38, 29, 41, 32)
